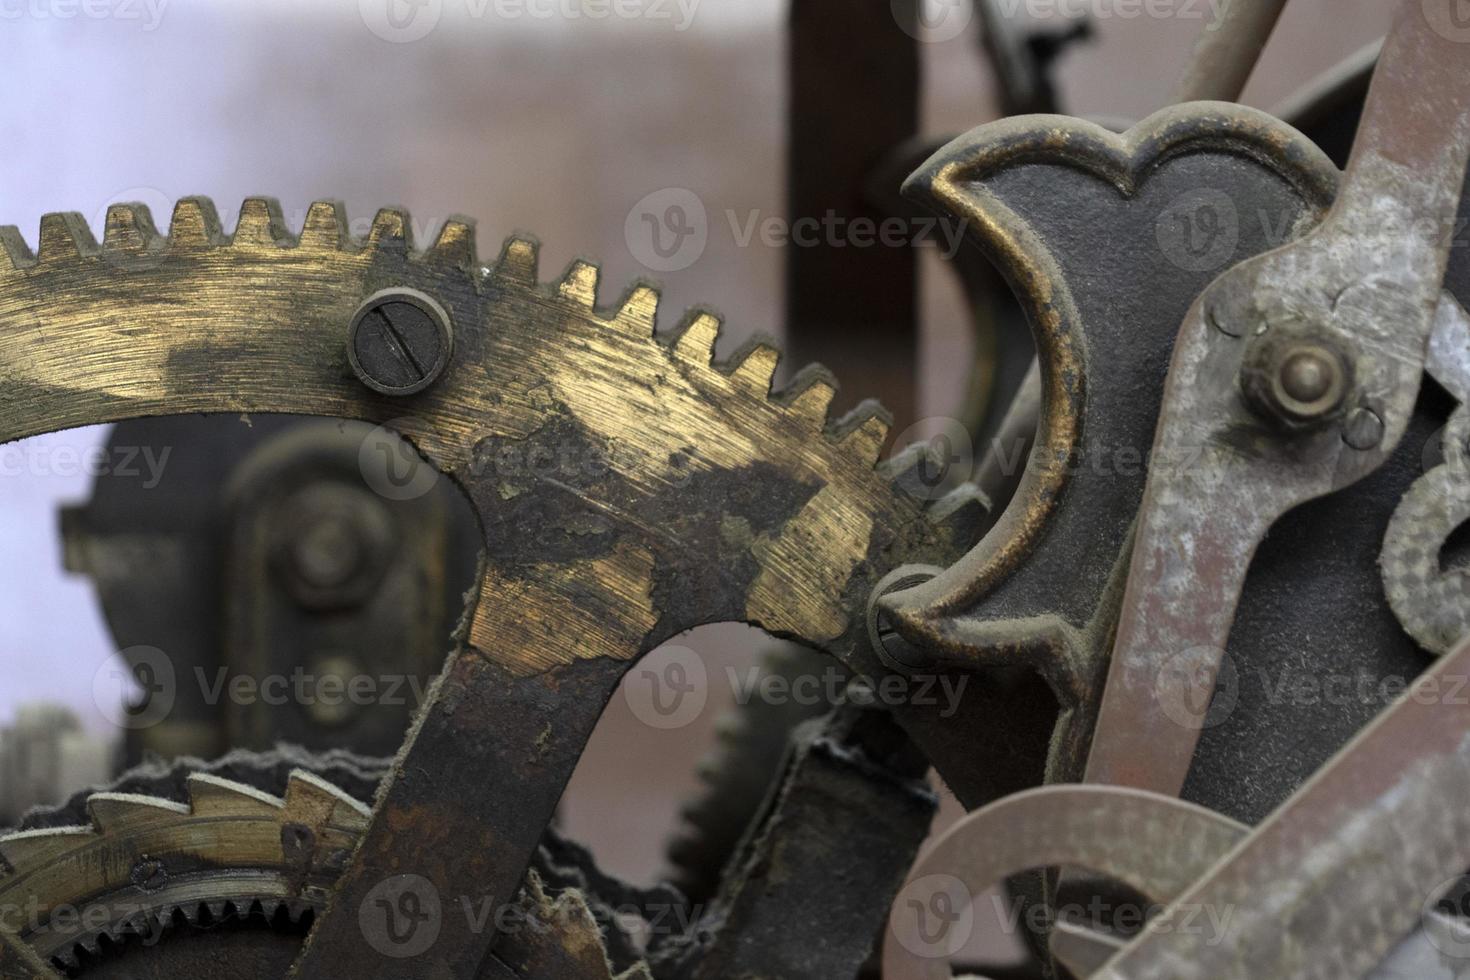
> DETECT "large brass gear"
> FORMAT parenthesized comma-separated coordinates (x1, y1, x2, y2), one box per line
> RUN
(0, 198, 984, 978)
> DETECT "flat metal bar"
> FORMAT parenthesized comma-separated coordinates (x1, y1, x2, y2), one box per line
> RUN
(1097, 636, 1470, 979)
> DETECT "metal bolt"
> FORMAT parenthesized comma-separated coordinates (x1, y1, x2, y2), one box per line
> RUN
(1342, 406, 1385, 450)
(1240, 333, 1352, 431)
(274, 485, 395, 610)
(347, 288, 454, 396)
(290, 515, 363, 590)
(1279, 350, 1335, 404)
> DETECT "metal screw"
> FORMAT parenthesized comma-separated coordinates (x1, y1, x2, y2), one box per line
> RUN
(347, 288, 454, 396)
(1343, 406, 1385, 450)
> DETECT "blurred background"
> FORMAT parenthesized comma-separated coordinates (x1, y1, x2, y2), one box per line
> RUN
(0, 0, 1391, 963)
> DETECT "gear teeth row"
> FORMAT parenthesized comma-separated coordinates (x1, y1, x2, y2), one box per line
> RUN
(60, 896, 315, 972)
(0, 770, 367, 879)
(504, 257, 914, 475)
(723, 339, 782, 395)
(0, 197, 486, 270)
(0, 197, 983, 531)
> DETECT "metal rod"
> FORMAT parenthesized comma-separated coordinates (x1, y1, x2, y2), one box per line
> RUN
(1171, 0, 1289, 103)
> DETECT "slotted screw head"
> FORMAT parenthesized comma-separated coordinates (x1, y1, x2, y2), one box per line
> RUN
(347, 288, 454, 396)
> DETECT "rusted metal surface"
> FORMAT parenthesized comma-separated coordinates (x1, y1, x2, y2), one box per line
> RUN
(1170, 0, 1289, 103)
(877, 103, 1339, 789)
(1082, 3, 1470, 795)
(1097, 635, 1470, 979)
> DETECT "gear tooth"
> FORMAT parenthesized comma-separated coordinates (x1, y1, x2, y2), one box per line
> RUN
(835, 401, 891, 466)
(55, 945, 82, 971)
(0, 226, 36, 272)
(427, 216, 477, 268)
(779, 368, 838, 427)
(878, 440, 938, 486)
(283, 769, 372, 831)
(86, 793, 189, 833)
(929, 484, 990, 539)
(168, 197, 224, 249)
(186, 773, 285, 819)
(299, 200, 349, 252)
(725, 340, 780, 394)
(102, 203, 161, 253)
(496, 235, 540, 282)
(0, 827, 94, 874)
(258, 898, 282, 919)
(36, 212, 98, 262)
(613, 283, 660, 334)
(557, 259, 601, 307)
(367, 207, 413, 253)
(671, 310, 722, 364)
(232, 197, 291, 248)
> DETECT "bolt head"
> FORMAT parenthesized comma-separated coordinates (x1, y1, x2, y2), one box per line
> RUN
(347, 288, 454, 396)
(273, 484, 396, 610)
(1279, 351, 1335, 404)
(1240, 332, 1352, 430)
